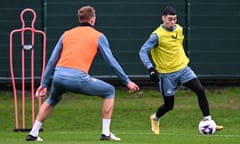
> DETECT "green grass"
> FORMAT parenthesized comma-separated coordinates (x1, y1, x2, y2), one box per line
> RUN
(0, 87, 240, 144)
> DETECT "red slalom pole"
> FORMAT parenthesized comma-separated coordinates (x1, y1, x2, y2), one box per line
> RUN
(10, 8, 46, 132)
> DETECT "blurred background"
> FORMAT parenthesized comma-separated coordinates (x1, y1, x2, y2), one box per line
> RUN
(1, 0, 240, 88)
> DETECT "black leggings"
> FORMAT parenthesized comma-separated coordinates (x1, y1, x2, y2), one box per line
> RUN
(156, 78, 210, 118)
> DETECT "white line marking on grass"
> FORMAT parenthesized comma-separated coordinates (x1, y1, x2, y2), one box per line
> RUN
(55, 131, 240, 138)
(122, 132, 239, 136)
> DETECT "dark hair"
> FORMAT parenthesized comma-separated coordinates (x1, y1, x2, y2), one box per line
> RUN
(162, 6, 176, 15)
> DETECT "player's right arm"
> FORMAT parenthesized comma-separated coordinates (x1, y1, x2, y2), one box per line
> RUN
(36, 35, 63, 97)
(38, 34, 63, 87)
(139, 33, 158, 69)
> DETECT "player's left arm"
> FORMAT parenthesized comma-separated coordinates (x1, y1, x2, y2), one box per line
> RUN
(98, 34, 130, 85)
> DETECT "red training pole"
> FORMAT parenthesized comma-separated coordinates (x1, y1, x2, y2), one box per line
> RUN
(10, 8, 46, 132)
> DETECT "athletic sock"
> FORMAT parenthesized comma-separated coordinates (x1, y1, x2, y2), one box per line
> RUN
(29, 120, 42, 137)
(153, 113, 159, 121)
(102, 118, 111, 136)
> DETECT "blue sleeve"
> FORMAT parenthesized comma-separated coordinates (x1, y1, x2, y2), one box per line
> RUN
(98, 34, 130, 85)
(139, 33, 158, 69)
(41, 34, 63, 87)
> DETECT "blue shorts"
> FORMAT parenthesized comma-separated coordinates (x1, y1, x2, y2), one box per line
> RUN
(158, 66, 197, 96)
(46, 67, 115, 107)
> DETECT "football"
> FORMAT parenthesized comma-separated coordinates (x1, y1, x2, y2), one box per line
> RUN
(198, 119, 216, 135)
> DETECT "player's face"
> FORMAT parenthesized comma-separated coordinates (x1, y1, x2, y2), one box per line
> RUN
(162, 15, 177, 29)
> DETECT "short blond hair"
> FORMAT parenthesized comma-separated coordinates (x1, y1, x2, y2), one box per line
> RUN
(77, 6, 95, 22)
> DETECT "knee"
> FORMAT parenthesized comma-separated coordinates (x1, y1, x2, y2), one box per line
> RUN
(165, 102, 174, 111)
(196, 87, 205, 97)
(109, 85, 115, 95)
(46, 95, 62, 107)
(104, 85, 115, 98)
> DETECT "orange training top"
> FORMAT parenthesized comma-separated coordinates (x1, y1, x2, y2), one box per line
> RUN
(56, 26, 102, 73)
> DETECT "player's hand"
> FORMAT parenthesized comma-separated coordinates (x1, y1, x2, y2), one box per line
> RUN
(148, 67, 159, 82)
(35, 86, 47, 98)
(127, 81, 140, 92)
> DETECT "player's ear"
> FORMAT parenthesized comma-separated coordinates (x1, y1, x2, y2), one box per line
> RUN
(89, 17, 96, 26)
(161, 15, 165, 22)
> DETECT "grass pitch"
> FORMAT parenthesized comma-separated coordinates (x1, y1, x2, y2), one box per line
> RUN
(0, 87, 240, 144)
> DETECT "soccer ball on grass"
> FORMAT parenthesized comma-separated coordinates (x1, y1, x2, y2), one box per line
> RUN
(198, 119, 216, 135)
